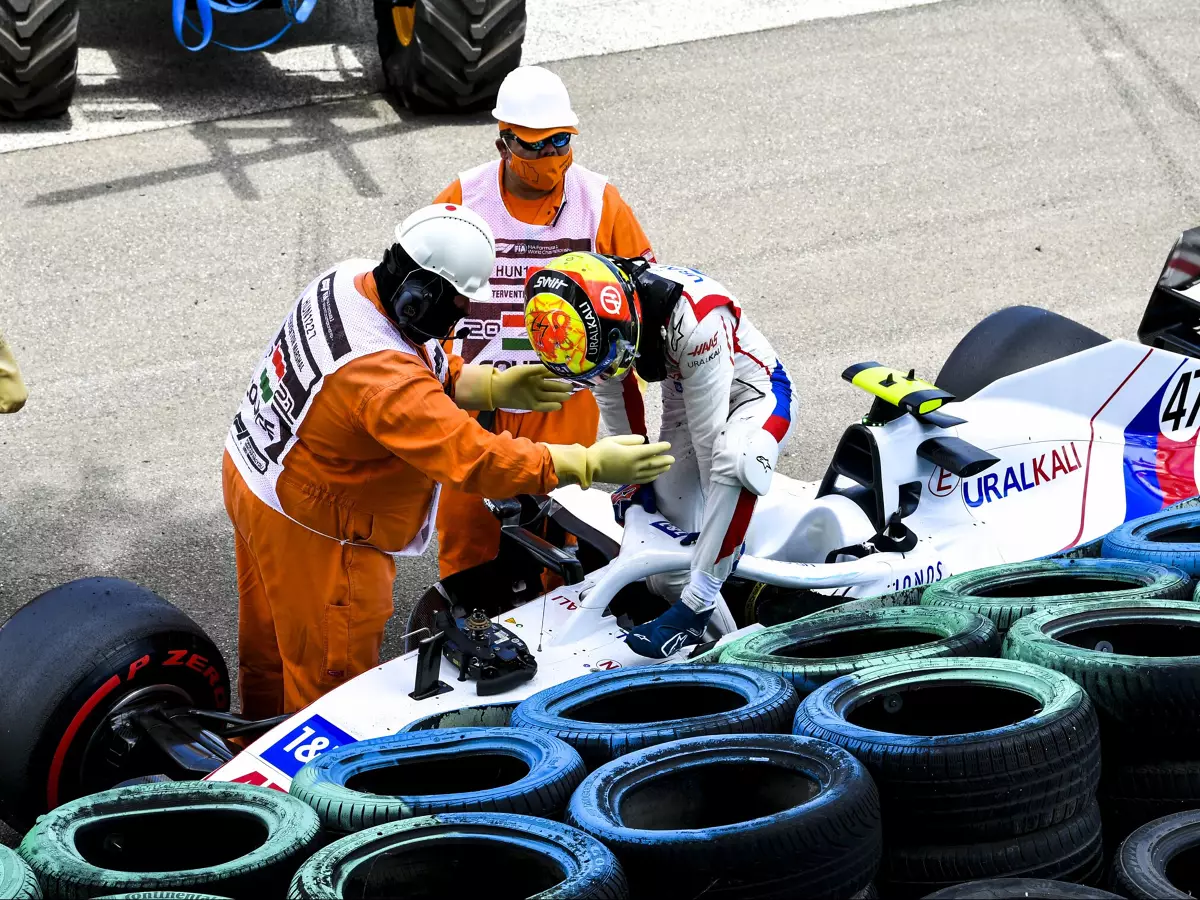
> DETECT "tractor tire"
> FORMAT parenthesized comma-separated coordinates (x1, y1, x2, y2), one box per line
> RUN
(0, 0, 79, 120)
(373, 0, 526, 114)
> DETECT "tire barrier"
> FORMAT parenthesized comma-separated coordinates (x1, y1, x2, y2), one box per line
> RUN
(1111, 809, 1200, 899)
(922, 876, 1122, 898)
(290, 727, 585, 832)
(565, 733, 881, 900)
(1102, 506, 1200, 575)
(920, 558, 1190, 633)
(0, 845, 41, 899)
(793, 657, 1100, 842)
(716, 606, 999, 695)
(510, 663, 799, 768)
(18, 781, 320, 898)
(288, 812, 627, 899)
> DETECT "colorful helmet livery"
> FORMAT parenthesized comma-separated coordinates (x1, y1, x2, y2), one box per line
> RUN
(524, 251, 640, 384)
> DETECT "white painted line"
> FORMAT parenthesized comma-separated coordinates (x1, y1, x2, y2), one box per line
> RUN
(0, 0, 947, 155)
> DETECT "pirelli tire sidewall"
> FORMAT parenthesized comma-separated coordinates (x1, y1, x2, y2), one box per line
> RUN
(0, 578, 230, 828)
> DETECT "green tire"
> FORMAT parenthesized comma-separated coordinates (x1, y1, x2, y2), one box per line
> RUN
(0, 845, 41, 899)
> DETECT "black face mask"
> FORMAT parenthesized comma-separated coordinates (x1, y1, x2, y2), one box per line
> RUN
(607, 256, 682, 383)
(375, 245, 466, 343)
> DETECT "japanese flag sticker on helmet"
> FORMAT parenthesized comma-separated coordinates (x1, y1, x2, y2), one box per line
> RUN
(492, 65, 580, 131)
(395, 204, 495, 302)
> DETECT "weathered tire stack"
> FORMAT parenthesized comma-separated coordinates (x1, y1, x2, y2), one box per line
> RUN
(792, 657, 1104, 898)
(1004, 596, 1200, 851)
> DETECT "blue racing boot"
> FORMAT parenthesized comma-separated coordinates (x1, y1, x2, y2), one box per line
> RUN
(625, 601, 714, 659)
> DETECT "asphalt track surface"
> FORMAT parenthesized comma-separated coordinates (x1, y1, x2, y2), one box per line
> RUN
(1, 0, 1198, 771)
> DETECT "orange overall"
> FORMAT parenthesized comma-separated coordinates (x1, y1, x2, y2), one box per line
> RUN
(433, 171, 654, 578)
(225, 271, 558, 718)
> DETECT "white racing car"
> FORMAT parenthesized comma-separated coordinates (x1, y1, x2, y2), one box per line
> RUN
(4, 228, 1200, 824)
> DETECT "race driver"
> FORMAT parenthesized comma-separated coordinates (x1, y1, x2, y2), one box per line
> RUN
(0, 328, 27, 414)
(524, 252, 797, 658)
(223, 204, 672, 717)
(432, 64, 656, 580)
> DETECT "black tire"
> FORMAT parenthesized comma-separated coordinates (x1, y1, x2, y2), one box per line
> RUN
(289, 727, 586, 832)
(1113, 809, 1200, 899)
(0, 845, 41, 900)
(920, 558, 1191, 633)
(0, 0, 77, 120)
(935, 306, 1109, 400)
(1102, 507, 1200, 575)
(509, 663, 799, 769)
(718, 606, 999, 695)
(1002, 600, 1200, 751)
(373, 0, 525, 114)
(288, 812, 627, 899)
(565, 733, 882, 900)
(792, 657, 1101, 842)
(17, 780, 321, 898)
(0, 577, 232, 829)
(923, 877, 1123, 899)
(882, 801, 1104, 899)
(1100, 760, 1200, 847)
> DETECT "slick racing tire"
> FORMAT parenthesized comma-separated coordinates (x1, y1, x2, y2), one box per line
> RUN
(881, 800, 1105, 898)
(510, 664, 799, 769)
(288, 812, 627, 899)
(0, 0, 78, 120)
(1099, 760, 1200, 848)
(289, 727, 586, 832)
(717, 606, 999, 696)
(18, 781, 321, 898)
(920, 558, 1190, 633)
(0, 845, 41, 899)
(792, 657, 1101, 842)
(1102, 507, 1200, 575)
(373, 0, 525, 114)
(565, 733, 882, 900)
(0, 577, 232, 829)
(1002, 600, 1200, 751)
(936, 305, 1108, 401)
(1112, 809, 1200, 899)
(923, 878, 1123, 899)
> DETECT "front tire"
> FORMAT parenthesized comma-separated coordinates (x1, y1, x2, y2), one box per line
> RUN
(0, 578, 231, 829)
(373, 0, 526, 114)
(0, 0, 79, 120)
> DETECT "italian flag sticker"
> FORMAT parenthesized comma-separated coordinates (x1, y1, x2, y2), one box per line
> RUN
(501, 311, 531, 352)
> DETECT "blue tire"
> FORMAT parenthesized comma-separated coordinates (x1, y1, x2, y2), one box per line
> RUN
(510, 663, 798, 768)
(289, 727, 586, 833)
(1102, 507, 1200, 575)
(288, 813, 627, 899)
(565, 733, 881, 900)
(0, 845, 40, 899)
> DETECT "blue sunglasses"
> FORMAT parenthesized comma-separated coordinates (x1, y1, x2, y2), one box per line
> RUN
(504, 131, 572, 152)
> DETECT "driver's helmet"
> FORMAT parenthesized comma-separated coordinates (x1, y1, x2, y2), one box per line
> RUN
(523, 251, 640, 385)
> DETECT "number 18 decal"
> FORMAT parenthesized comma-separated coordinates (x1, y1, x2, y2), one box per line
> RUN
(261, 714, 356, 777)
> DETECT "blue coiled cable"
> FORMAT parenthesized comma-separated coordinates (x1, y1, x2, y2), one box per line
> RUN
(172, 0, 319, 52)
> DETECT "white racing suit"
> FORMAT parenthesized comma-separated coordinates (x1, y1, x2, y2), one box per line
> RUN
(595, 264, 798, 643)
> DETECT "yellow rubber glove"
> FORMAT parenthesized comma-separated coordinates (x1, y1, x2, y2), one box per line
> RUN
(548, 436, 674, 489)
(454, 364, 572, 412)
(492, 364, 572, 412)
(0, 330, 27, 414)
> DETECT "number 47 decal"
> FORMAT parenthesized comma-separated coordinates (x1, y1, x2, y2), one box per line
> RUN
(1163, 370, 1200, 431)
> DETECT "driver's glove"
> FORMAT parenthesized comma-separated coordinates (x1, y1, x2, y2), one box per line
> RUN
(611, 482, 658, 526)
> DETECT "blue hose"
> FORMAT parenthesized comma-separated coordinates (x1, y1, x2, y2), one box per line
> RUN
(172, 0, 319, 52)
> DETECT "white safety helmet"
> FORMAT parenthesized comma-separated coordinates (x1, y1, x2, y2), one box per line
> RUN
(492, 65, 579, 131)
(395, 203, 495, 302)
